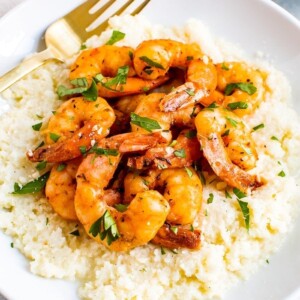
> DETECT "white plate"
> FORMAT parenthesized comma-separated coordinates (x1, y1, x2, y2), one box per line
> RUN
(0, 0, 300, 299)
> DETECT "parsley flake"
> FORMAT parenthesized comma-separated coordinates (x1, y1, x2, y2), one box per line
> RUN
(253, 123, 265, 131)
(114, 203, 128, 212)
(233, 188, 247, 199)
(49, 133, 60, 142)
(12, 172, 50, 195)
(185, 130, 197, 139)
(106, 30, 125, 45)
(184, 167, 193, 178)
(207, 193, 214, 204)
(36, 161, 47, 171)
(174, 149, 186, 158)
(237, 199, 250, 231)
(227, 101, 248, 110)
(278, 170, 286, 177)
(32, 122, 43, 131)
(139, 56, 165, 69)
(57, 164, 66, 172)
(226, 117, 238, 127)
(130, 113, 161, 132)
(89, 210, 120, 245)
(185, 88, 195, 96)
(224, 82, 257, 96)
(170, 226, 178, 235)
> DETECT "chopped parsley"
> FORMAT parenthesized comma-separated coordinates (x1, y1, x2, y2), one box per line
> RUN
(49, 133, 61, 142)
(226, 117, 238, 127)
(170, 226, 178, 235)
(224, 82, 257, 96)
(206, 102, 218, 109)
(105, 30, 125, 45)
(36, 161, 47, 171)
(221, 129, 230, 137)
(89, 146, 119, 156)
(253, 123, 265, 131)
(130, 113, 161, 132)
(174, 149, 186, 158)
(221, 62, 230, 70)
(207, 193, 214, 204)
(161, 246, 166, 255)
(186, 56, 194, 61)
(184, 167, 193, 178)
(70, 229, 80, 236)
(185, 88, 195, 96)
(12, 172, 50, 195)
(10, 242, 14, 248)
(237, 199, 250, 231)
(89, 210, 120, 245)
(227, 101, 248, 110)
(79, 145, 87, 155)
(56, 164, 66, 172)
(225, 189, 232, 199)
(139, 56, 165, 70)
(169, 140, 177, 147)
(32, 122, 43, 131)
(278, 170, 286, 177)
(190, 224, 194, 232)
(95, 65, 129, 91)
(114, 203, 129, 212)
(233, 188, 247, 199)
(185, 130, 197, 139)
(271, 136, 279, 141)
(80, 43, 87, 50)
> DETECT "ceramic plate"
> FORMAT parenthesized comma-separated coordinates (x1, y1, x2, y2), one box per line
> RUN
(0, 0, 300, 299)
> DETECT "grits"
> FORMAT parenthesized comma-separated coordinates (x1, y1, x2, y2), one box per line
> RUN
(1, 15, 300, 299)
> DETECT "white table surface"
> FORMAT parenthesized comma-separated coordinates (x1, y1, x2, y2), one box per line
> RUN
(0, 0, 299, 300)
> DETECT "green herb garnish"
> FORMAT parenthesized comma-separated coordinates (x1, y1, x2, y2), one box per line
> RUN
(271, 136, 279, 141)
(49, 133, 60, 142)
(185, 88, 195, 96)
(139, 56, 165, 70)
(227, 101, 248, 110)
(130, 113, 161, 132)
(237, 199, 250, 231)
(79, 145, 87, 155)
(32, 122, 43, 131)
(70, 229, 80, 236)
(161, 246, 166, 255)
(89, 146, 119, 156)
(89, 210, 120, 245)
(174, 149, 186, 158)
(224, 82, 257, 96)
(233, 188, 247, 199)
(207, 193, 214, 204)
(185, 130, 197, 139)
(253, 123, 265, 131)
(80, 43, 87, 50)
(278, 170, 286, 177)
(82, 79, 98, 101)
(184, 167, 193, 178)
(106, 30, 125, 45)
(221, 62, 230, 70)
(221, 129, 230, 137)
(170, 226, 178, 235)
(36, 161, 47, 171)
(114, 203, 129, 212)
(225, 189, 232, 199)
(57, 164, 66, 172)
(226, 117, 238, 127)
(12, 172, 50, 195)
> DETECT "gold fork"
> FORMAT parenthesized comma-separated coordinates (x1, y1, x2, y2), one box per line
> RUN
(0, 0, 150, 93)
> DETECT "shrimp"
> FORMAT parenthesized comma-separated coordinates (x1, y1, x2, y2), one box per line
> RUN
(123, 168, 202, 249)
(124, 168, 202, 225)
(133, 39, 217, 112)
(75, 133, 170, 251)
(215, 62, 267, 116)
(70, 45, 170, 98)
(27, 97, 115, 163)
(45, 158, 81, 221)
(152, 225, 201, 250)
(132, 93, 200, 143)
(195, 107, 260, 191)
(128, 129, 202, 169)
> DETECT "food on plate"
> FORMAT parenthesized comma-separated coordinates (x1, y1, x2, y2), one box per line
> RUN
(0, 15, 300, 300)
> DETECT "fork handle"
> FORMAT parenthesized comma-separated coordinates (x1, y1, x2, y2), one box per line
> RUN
(0, 48, 57, 93)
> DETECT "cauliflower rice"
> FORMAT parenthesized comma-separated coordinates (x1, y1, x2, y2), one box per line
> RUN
(1, 15, 300, 299)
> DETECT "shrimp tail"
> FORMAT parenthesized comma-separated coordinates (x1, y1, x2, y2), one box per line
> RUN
(152, 224, 201, 250)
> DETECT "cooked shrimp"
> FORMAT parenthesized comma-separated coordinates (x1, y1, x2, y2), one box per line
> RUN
(70, 45, 170, 98)
(215, 62, 267, 116)
(195, 107, 260, 191)
(113, 94, 146, 116)
(124, 168, 202, 225)
(128, 129, 202, 169)
(152, 224, 201, 250)
(132, 92, 200, 143)
(45, 158, 81, 221)
(133, 39, 217, 112)
(70, 45, 137, 80)
(75, 134, 170, 251)
(28, 97, 115, 162)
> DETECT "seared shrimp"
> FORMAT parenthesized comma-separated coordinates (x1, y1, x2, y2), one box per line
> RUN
(133, 39, 217, 112)
(75, 133, 170, 251)
(70, 45, 170, 98)
(124, 168, 202, 225)
(195, 107, 260, 191)
(28, 97, 115, 163)
(45, 158, 81, 221)
(128, 129, 202, 169)
(215, 62, 267, 116)
(132, 93, 200, 142)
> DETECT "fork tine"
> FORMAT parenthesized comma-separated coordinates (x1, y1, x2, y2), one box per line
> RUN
(88, 0, 148, 37)
(128, 0, 151, 16)
(65, 0, 100, 18)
